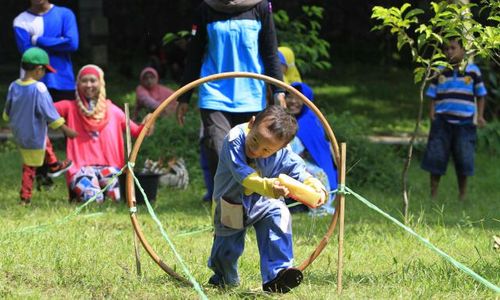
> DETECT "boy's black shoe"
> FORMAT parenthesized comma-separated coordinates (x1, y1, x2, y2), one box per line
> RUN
(36, 174, 55, 191)
(19, 198, 31, 206)
(47, 160, 73, 178)
(262, 267, 303, 293)
(207, 274, 239, 289)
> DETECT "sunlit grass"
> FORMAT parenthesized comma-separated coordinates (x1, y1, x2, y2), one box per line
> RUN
(1, 62, 498, 299)
(0, 147, 498, 298)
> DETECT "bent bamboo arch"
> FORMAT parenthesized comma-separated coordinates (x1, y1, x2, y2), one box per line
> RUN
(126, 72, 342, 284)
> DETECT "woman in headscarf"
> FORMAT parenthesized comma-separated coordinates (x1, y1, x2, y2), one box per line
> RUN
(278, 46, 302, 84)
(134, 67, 175, 119)
(55, 64, 152, 203)
(285, 82, 337, 215)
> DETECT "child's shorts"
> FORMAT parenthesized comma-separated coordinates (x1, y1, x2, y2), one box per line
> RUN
(421, 116, 476, 176)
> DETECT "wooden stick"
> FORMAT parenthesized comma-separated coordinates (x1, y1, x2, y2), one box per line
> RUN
(125, 104, 142, 277)
(337, 143, 347, 294)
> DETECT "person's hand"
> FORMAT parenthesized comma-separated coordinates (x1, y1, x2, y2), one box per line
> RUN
(476, 116, 487, 128)
(61, 125, 78, 139)
(142, 113, 155, 136)
(317, 188, 327, 206)
(176, 102, 189, 126)
(272, 180, 289, 198)
(274, 92, 286, 108)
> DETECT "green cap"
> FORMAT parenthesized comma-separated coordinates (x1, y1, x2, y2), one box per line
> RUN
(21, 47, 56, 73)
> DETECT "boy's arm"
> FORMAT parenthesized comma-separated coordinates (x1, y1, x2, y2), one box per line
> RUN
(33, 9, 79, 52)
(3, 88, 12, 122)
(429, 100, 436, 120)
(13, 26, 32, 54)
(35, 83, 65, 129)
(221, 127, 274, 195)
(242, 172, 281, 198)
(58, 124, 78, 138)
(476, 96, 486, 127)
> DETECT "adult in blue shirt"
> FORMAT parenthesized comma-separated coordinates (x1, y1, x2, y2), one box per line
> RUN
(176, 0, 285, 201)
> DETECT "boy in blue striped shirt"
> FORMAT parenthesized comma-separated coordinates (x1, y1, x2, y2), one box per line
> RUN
(421, 37, 487, 201)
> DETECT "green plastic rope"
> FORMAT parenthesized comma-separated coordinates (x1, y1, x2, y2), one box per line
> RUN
(286, 187, 344, 209)
(127, 162, 208, 300)
(2, 165, 127, 239)
(175, 226, 213, 237)
(345, 186, 500, 293)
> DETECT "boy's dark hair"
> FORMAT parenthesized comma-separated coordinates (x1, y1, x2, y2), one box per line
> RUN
(444, 36, 464, 49)
(21, 62, 40, 71)
(253, 105, 297, 144)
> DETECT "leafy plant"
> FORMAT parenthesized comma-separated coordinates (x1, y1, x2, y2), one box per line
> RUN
(477, 59, 500, 120)
(274, 5, 331, 74)
(162, 30, 189, 46)
(477, 121, 500, 155)
(371, 1, 500, 221)
(329, 111, 402, 191)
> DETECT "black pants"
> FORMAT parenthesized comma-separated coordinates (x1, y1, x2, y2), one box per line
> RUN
(200, 109, 257, 181)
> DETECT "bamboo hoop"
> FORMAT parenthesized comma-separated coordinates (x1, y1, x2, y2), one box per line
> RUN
(126, 71, 342, 284)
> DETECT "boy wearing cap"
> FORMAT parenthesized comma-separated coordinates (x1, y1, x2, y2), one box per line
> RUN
(2, 47, 77, 206)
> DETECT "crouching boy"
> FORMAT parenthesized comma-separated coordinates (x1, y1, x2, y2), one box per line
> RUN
(208, 105, 327, 293)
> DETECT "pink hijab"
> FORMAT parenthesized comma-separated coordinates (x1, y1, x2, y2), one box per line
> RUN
(135, 67, 176, 116)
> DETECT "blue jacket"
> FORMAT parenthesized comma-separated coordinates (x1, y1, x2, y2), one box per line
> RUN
(180, 0, 283, 113)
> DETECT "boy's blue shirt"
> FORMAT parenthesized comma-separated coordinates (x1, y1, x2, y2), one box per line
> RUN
(426, 63, 487, 125)
(13, 5, 79, 91)
(3, 79, 64, 166)
(213, 123, 308, 236)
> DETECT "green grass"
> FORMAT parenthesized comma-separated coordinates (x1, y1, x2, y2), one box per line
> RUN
(1, 64, 499, 298)
(0, 146, 498, 298)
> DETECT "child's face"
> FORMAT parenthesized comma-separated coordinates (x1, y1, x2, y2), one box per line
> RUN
(444, 40, 465, 65)
(245, 117, 287, 159)
(285, 93, 303, 116)
(78, 74, 100, 99)
(33, 66, 46, 81)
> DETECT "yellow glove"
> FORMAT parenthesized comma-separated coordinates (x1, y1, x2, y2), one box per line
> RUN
(242, 172, 278, 198)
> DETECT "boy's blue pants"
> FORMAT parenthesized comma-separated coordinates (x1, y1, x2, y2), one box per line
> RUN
(208, 202, 293, 285)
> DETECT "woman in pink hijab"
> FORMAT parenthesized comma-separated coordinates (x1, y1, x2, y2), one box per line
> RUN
(134, 67, 176, 119)
(55, 64, 152, 203)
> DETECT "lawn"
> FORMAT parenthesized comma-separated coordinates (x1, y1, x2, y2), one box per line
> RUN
(0, 64, 499, 299)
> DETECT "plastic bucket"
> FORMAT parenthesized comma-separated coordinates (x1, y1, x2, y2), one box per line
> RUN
(119, 173, 160, 204)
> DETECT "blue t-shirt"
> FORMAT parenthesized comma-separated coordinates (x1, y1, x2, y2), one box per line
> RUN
(3, 80, 64, 165)
(14, 5, 79, 91)
(426, 64, 487, 124)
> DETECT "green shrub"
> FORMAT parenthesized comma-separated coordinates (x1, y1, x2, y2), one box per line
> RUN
(136, 113, 200, 173)
(0, 139, 17, 154)
(477, 121, 500, 155)
(274, 6, 331, 74)
(328, 111, 402, 191)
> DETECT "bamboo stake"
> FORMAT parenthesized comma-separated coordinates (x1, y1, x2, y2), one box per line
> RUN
(337, 143, 347, 294)
(125, 104, 142, 277)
